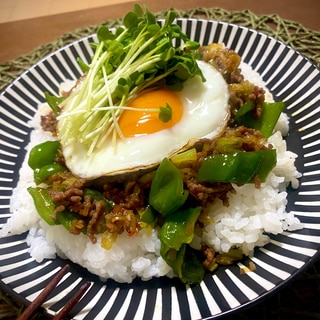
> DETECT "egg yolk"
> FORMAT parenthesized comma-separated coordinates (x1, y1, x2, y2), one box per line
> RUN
(118, 88, 183, 137)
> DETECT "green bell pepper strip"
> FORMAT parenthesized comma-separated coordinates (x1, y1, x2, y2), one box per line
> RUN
(197, 149, 276, 183)
(28, 186, 87, 233)
(149, 158, 188, 217)
(235, 101, 285, 138)
(160, 243, 205, 284)
(214, 137, 244, 154)
(28, 140, 60, 170)
(180, 246, 206, 284)
(159, 206, 205, 284)
(34, 163, 65, 185)
(160, 206, 202, 249)
(83, 188, 114, 212)
(28, 141, 66, 184)
(44, 91, 64, 116)
(216, 248, 243, 265)
(170, 148, 197, 167)
(27, 187, 59, 225)
(160, 243, 186, 280)
(56, 210, 87, 234)
(140, 205, 157, 225)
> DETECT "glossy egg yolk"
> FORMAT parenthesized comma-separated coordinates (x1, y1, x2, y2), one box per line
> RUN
(118, 88, 183, 137)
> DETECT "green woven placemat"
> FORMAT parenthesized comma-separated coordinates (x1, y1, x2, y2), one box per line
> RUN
(0, 7, 319, 92)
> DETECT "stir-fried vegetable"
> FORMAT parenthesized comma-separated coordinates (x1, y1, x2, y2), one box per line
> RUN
(28, 141, 65, 184)
(235, 101, 285, 138)
(149, 157, 188, 217)
(27, 187, 57, 225)
(44, 92, 64, 116)
(55, 4, 203, 155)
(26, 4, 288, 285)
(197, 149, 277, 183)
(28, 186, 114, 234)
(33, 164, 65, 185)
(159, 206, 204, 284)
(159, 206, 202, 250)
(83, 189, 114, 212)
(28, 141, 60, 170)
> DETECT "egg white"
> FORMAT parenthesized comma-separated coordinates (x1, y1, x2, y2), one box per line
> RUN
(61, 60, 229, 179)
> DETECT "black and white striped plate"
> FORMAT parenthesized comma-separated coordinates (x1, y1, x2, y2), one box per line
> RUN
(1, 18, 320, 319)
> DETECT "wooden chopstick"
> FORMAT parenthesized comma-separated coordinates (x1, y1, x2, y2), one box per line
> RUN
(17, 264, 70, 320)
(53, 281, 91, 320)
(16, 264, 91, 319)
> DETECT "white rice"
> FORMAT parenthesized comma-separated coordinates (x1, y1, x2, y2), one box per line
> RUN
(0, 64, 303, 283)
(192, 131, 302, 257)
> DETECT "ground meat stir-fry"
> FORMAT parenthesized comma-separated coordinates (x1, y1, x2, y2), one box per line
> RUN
(41, 112, 57, 136)
(105, 205, 138, 236)
(199, 43, 244, 84)
(228, 81, 266, 126)
(201, 246, 218, 271)
(185, 177, 234, 207)
(45, 124, 267, 245)
(38, 44, 270, 270)
(199, 43, 266, 126)
(103, 180, 147, 209)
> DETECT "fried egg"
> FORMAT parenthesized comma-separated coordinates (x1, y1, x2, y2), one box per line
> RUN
(61, 60, 229, 179)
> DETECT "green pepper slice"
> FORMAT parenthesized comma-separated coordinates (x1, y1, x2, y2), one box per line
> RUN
(160, 243, 186, 280)
(235, 101, 285, 138)
(180, 247, 206, 284)
(159, 206, 204, 284)
(28, 186, 88, 232)
(140, 205, 157, 225)
(160, 206, 202, 249)
(28, 140, 60, 170)
(214, 137, 243, 154)
(83, 188, 114, 212)
(160, 243, 205, 285)
(44, 91, 64, 116)
(34, 163, 65, 185)
(149, 158, 188, 217)
(197, 149, 276, 183)
(27, 187, 58, 225)
(56, 211, 86, 234)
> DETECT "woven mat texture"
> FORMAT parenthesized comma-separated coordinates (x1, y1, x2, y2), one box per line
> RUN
(0, 7, 319, 93)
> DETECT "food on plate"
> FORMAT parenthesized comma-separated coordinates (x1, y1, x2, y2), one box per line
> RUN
(59, 59, 229, 179)
(1, 5, 302, 284)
